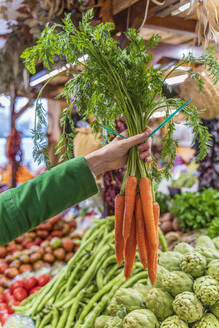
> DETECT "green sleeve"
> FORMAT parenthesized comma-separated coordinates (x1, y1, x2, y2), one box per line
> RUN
(0, 156, 98, 246)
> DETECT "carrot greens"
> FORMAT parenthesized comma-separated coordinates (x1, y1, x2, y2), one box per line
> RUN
(21, 9, 218, 282)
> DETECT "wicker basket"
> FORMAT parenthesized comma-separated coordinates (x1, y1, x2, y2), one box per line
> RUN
(180, 67, 219, 120)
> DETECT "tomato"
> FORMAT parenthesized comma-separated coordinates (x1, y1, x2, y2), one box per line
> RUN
(37, 274, 51, 287)
(12, 300, 20, 306)
(0, 263, 8, 274)
(24, 276, 37, 291)
(7, 305, 14, 314)
(0, 311, 9, 325)
(10, 280, 24, 291)
(3, 289, 12, 303)
(0, 303, 8, 311)
(29, 286, 41, 295)
(13, 287, 27, 302)
(7, 295, 16, 307)
(0, 295, 4, 303)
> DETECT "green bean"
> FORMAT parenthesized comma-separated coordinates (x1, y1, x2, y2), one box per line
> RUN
(103, 264, 121, 284)
(77, 271, 125, 324)
(81, 275, 126, 328)
(39, 312, 52, 328)
(52, 308, 59, 328)
(122, 271, 148, 288)
(67, 253, 90, 291)
(65, 289, 85, 328)
(66, 225, 105, 276)
(158, 227, 168, 252)
(96, 267, 104, 290)
(56, 308, 69, 328)
(55, 245, 110, 307)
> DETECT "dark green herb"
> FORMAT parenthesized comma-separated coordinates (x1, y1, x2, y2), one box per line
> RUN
(170, 189, 219, 230)
(207, 217, 219, 239)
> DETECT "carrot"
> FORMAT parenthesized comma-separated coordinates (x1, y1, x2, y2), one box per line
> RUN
(124, 215, 137, 279)
(123, 176, 137, 243)
(115, 194, 125, 267)
(135, 194, 148, 268)
(139, 177, 158, 284)
(153, 202, 160, 235)
(152, 202, 160, 284)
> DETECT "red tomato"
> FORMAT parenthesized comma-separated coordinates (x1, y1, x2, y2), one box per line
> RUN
(0, 303, 8, 311)
(7, 295, 16, 307)
(0, 311, 9, 325)
(7, 305, 14, 314)
(0, 295, 4, 303)
(37, 274, 51, 287)
(10, 280, 24, 291)
(24, 276, 37, 291)
(3, 289, 12, 303)
(13, 287, 27, 302)
(0, 263, 8, 274)
(29, 286, 41, 295)
(13, 300, 20, 306)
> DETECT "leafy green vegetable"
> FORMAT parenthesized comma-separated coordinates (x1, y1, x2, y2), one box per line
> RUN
(170, 189, 219, 230)
(21, 9, 217, 184)
(207, 218, 219, 239)
(155, 191, 170, 215)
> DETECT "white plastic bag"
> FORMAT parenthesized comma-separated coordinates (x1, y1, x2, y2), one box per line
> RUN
(3, 314, 35, 328)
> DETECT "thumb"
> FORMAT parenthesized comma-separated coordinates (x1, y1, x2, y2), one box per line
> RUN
(123, 130, 149, 149)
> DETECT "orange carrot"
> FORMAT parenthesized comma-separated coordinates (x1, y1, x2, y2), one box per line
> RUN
(124, 215, 137, 279)
(139, 177, 158, 284)
(153, 202, 160, 236)
(135, 194, 148, 268)
(115, 194, 125, 267)
(152, 202, 160, 283)
(123, 176, 138, 243)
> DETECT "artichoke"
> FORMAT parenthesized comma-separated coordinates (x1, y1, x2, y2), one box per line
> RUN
(210, 300, 219, 320)
(133, 283, 151, 301)
(213, 237, 219, 250)
(123, 309, 160, 328)
(159, 251, 183, 271)
(173, 292, 204, 323)
(145, 287, 173, 321)
(195, 246, 219, 263)
(107, 288, 145, 316)
(95, 316, 123, 328)
(180, 251, 207, 278)
(192, 313, 219, 328)
(196, 236, 217, 250)
(153, 265, 168, 288)
(206, 260, 219, 282)
(161, 271, 193, 297)
(193, 276, 219, 306)
(174, 242, 194, 255)
(160, 315, 189, 328)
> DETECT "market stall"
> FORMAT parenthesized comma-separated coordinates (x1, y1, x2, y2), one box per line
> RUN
(0, 0, 218, 327)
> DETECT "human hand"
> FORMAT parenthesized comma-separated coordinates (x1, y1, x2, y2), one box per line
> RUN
(85, 128, 152, 176)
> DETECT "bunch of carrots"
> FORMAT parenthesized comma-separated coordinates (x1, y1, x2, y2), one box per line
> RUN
(115, 176, 159, 284)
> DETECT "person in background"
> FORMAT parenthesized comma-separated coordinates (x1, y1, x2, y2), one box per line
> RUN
(0, 128, 151, 246)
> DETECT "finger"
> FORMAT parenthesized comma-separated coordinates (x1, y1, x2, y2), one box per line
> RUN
(139, 150, 151, 160)
(122, 131, 148, 149)
(146, 156, 152, 163)
(137, 141, 150, 152)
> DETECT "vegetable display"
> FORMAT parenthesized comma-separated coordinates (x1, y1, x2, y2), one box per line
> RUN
(0, 274, 51, 326)
(170, 188, 219, 231)
(15, 217, 152, 328)
(21, 10, 219, 283)
(94, 234, 219, 327)
(12, 221, 219, 327)
(0, 216, 79, 292)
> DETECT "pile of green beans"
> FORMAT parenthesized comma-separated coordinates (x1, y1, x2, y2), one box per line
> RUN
(15, 217, 148, 328)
